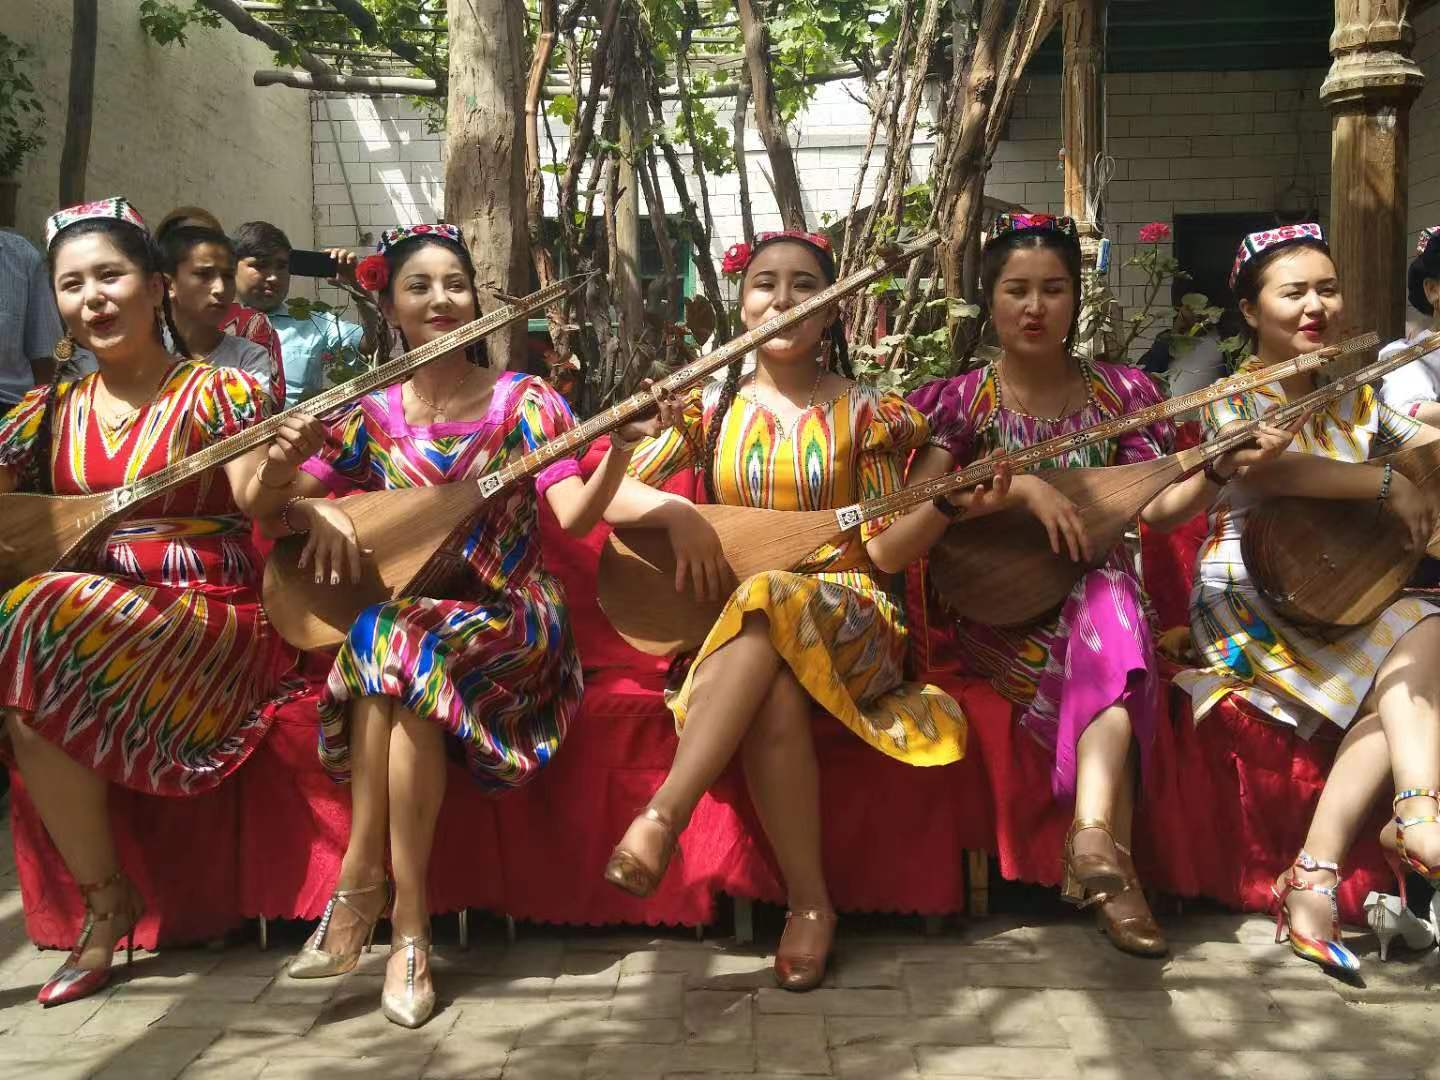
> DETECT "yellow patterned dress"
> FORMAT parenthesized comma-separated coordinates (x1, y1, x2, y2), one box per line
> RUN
(626, 379, 967, 765)
(1174, 358, 1440, 736)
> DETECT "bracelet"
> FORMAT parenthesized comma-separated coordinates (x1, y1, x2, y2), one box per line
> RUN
(281, 496, 310, 535)
(257, 459, 296, 490)
(1378, 462, 1393, 502)
(1203, 459, 1234, 487)
(932, 493, 966, 519)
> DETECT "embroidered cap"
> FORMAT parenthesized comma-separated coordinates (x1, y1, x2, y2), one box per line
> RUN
(377, 222, 464, 253)
(721, 229, 834, 277)
(45, 196, 148, 248)
(1417, 226, 1440, 260)
(1229, 222, 1325, 291)
(988, 212, 1080, 245)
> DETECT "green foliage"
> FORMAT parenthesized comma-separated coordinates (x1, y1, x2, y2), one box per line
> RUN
(852, 296, 978, 395)
(285, 297, 373, 384)
(138, 1, 222, 47)
(0, 33, 44, 178)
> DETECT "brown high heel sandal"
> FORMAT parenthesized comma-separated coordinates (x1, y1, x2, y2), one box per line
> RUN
(603, 807, 679, 898)
(1091, 844, 1168, 958)
(1060, 817, 1127, 904)
(774, 908, 837, 992)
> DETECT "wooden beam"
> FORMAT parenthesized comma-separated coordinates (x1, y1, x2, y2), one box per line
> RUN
(325, 0, 447, 93)
(59, 0, 97, 206)
(253, 69, 438, 93)
(1061, 0, 1103, 227)
(196, 0, 337, 79)
(1322, 0, 1425, 353)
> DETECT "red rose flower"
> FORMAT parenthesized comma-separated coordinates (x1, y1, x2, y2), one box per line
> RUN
(355, 253, 390, 292)
(721, 243, 752, 276)
(1138, 221, 1172, 244)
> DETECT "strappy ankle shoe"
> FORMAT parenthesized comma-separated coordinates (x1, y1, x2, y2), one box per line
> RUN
(38, 870, 144, 1007)
(1091, 844, 1167, 958)
(1382, 788, 1440, 897)
(1270, 851, 1360, 976)
(288, 879, 391, 979)
(603, 807, 679, 898)
(1060, 818, 1127, 904)
(381, 934, 435, 1029)
(774, 908, 837, 992)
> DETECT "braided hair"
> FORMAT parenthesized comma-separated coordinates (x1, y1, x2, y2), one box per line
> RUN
(379, 232, 489, 367)
(703, 235, 850, 502)
(48, 216, 190, 360)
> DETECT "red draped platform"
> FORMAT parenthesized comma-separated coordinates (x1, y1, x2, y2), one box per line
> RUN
(7, 442, 1394, 948)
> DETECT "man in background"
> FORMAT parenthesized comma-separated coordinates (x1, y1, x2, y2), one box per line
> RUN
(0, 230, 63, 410)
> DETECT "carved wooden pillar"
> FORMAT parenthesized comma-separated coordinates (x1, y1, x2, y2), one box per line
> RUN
(1322, 0, 1424, 344)
(1061, 0, 1103, 229)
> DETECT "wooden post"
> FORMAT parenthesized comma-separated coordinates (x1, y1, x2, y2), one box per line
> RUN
(614, 82, 645, 388)
(1322, 0, 1424, 346)
(446, 0, 530, 365)
(1061, 0, 1102, 228)
(58, 0, 98, 205)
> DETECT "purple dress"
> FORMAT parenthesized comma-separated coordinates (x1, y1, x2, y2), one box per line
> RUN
(907, 361, 1174, 800)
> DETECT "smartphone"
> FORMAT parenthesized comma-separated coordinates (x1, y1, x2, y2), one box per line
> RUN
(289, 249, 339, 278)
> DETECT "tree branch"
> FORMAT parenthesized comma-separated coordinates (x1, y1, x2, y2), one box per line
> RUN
(734, 0, 806, 229)
(253, 69, 436, 93)
(325, 0, 447, 92)
(195, 0, 337, 78)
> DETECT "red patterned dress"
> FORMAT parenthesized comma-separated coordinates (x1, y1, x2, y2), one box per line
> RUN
(0, 362, 294, 795)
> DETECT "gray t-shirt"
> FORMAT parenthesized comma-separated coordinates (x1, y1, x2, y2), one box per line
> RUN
(0, 231, 63, 407)
(68, 332, 279, 405)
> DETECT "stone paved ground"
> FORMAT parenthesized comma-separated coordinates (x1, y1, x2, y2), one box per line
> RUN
(3, 811, 1440, 1080)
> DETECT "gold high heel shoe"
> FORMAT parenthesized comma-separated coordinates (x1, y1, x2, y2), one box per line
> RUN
(603, 807, 679, 898)
(1060, 818, 1127, 904)
(381, 934, 435, 1029)
(774, 908, 837, 992)
(288, 880, 391, 979)
(1091, 844, 1168, 958)
(37, 870, 144, 1007)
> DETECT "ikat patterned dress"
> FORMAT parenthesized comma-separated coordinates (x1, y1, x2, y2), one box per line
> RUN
(0, 362, 292, 795)
(627, 379, 968, 766)
(1174, 358, 1440, 736)
(300, 374, 584, 790)
(908, 360, 1174, 799)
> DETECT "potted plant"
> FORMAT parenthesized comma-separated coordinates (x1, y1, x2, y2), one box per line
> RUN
(0, 33, 45, 228)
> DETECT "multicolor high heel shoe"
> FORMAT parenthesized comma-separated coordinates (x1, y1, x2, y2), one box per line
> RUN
(37, 869, 144, 1007)
(1382, 789, 1440, 899)
(1270, 851, 1360, 976)
(288, 879, 391, 979)
(381, 934, 435, 1028)
(603, 807, 679, 899)
(774, 908, 837, 992)
(1059, 818, 1127, 905)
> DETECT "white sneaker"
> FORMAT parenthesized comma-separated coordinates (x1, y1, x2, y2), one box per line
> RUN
(1364, 891, 1436, 960)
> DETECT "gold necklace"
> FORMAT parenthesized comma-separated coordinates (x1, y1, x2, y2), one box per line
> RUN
(94, 368, 169, 430)
(409, 365, 479, 423)
(996, 357, 1083, 421)
(745, 361, 826, 412)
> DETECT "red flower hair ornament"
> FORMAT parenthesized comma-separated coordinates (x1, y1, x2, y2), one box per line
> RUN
(354, 253, 390, 292)
(721, 230, 834, 277)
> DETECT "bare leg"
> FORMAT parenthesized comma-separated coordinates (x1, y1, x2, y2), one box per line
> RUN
(1373, 618, 1440, 869)
(1070, 704, 1132, 864)
(384, 705, 446, 1002)
(6, 712, 125, 970)
(615, 614, 783, 864)
(1286, 713, 1390, 940)
(740, 668, 830, 913)
(316, 695, 395, 954)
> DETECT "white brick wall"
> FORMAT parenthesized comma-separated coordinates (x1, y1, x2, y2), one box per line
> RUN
(311, 68, 1333, 330)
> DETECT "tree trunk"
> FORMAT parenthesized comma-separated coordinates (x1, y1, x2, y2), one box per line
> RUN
(734, 0, 806, 229)
(58, 0, 98, 204)
(446, 0, 530, 367)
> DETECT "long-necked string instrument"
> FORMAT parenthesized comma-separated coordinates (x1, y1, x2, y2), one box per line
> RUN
(930, 333, 1439, 627)
(260, 231, 943, 652)
(597, 332, 1379, 655)
(1241, 329, 1440, 628)
(0, 277, 581, 593)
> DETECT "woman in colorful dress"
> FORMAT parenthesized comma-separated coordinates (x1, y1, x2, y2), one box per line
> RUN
(598, 230, 1002, 991)
(1377, 226, 1440, 427)
(1175, 224, 1440, 975)
(263, 223, 651, 1029)
(905, 213, 1293, 957)
(0, 197, 321, 1006)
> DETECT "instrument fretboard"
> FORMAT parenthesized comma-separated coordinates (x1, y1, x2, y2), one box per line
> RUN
(850, 330, 1384, 524)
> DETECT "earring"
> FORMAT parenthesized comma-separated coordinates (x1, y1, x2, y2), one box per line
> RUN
(52, 330, 76, 363)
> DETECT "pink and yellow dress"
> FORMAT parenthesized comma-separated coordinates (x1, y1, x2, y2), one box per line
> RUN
(300, 374, 584, 790)
(908, 360, 1174, 799)
(627, 379, 967, 765)
(0, 362, 292, 795)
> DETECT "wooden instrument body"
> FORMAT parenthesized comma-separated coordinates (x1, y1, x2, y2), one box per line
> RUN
(0, 489, 123, 590)
(927, 448, 1201, 627)
(597, 504, 850, 656)
(1240, 438, 1440, 627)
(262, 480, 486, 650)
